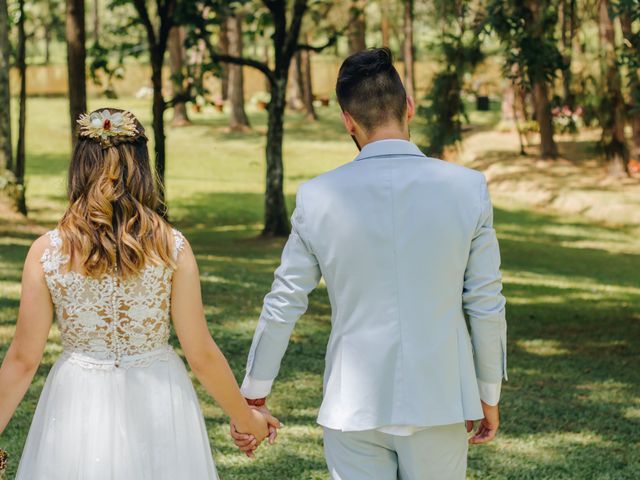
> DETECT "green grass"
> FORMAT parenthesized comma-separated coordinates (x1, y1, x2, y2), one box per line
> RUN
(1, 98, 639, 479)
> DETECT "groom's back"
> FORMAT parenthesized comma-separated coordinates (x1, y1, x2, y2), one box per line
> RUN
(297, 141, 488, 429)
(300, 145, 482, 327)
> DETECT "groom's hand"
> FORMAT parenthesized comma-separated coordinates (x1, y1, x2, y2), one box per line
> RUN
(468, 401, 500, 444)
(229, 423, 259, 457)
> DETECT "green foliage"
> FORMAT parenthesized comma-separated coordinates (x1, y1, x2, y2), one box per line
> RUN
(85, 1, 147, 99)
(611, 0, 640, 115)
(419, 1, 484, 157)
(420, 71, 465, 156)
(487, 0, 564, 86)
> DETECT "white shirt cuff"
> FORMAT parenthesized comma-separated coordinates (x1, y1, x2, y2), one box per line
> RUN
(240, 375, 274, 399)
(477, 380, 501, 406)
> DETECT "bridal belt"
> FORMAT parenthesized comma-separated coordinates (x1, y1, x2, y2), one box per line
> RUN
(59, 345, 174, 370)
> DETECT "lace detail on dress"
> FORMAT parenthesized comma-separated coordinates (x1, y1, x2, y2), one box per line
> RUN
(173, 229, 186, 261)
(60, 345, 174, 370)
(40, 229, 184, 368)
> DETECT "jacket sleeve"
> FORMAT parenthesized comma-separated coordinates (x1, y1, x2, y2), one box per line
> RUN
(462, 177, 508, 386)
(240, 190, 321, 399)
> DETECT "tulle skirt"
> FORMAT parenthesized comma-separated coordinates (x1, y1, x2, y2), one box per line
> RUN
(16, 346, 218, 480)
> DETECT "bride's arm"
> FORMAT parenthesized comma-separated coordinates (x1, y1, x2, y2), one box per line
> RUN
(170, 239, 280, 445)
(0, 236, 53, 435)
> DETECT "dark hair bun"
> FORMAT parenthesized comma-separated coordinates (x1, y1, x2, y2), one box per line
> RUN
(357, 48, 394, 77)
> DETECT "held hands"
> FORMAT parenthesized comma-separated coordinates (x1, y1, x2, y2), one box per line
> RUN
(231, 405, 281, 458)
(467, 400, 499, 444)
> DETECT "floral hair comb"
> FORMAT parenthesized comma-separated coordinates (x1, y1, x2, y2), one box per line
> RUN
(77, 110, 140, 148)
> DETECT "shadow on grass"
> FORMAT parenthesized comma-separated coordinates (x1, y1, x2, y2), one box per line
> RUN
(171, 195, 639, 478)
(1, 190, 638, 479)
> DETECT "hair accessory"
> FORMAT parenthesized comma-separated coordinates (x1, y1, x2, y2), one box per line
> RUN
(77, 110, 139, 147)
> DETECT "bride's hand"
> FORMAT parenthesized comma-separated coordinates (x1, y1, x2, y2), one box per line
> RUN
(231, 408, 281, 457)
(234, 409, 270, 446)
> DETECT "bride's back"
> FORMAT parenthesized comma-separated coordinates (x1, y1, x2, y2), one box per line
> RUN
(41, 227, 184, 366)
(46, 108, 180, 367)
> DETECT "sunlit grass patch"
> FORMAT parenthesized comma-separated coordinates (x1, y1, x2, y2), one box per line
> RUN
(0, 97, 638, 479)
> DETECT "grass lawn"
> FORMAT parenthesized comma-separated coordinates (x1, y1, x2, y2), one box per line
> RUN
(1, 97, 639, 479)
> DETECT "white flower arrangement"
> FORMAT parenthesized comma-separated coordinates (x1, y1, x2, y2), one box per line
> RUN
(77, 110, 139, 146)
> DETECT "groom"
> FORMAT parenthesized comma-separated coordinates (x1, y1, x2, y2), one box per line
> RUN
(235, 48, 507, 479)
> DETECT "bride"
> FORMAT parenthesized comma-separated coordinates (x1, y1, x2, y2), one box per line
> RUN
(0, 108, 278, 479)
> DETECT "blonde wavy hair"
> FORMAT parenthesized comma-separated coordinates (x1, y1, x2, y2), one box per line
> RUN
(58, 108, 175, 278)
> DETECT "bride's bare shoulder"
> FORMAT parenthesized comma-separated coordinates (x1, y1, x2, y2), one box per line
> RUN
(20, 232, 55, 278)
(29, 232, 54, 259)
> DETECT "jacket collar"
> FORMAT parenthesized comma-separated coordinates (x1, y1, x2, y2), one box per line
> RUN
(354, 139, 426, 162)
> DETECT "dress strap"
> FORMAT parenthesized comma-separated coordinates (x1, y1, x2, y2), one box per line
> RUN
(40, 229, 70, 276)
(172, 228, 186, 263)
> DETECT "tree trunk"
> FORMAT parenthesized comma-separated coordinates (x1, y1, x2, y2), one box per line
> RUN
(598, 0, 628, 176)
(168, 26, 190, 126)
(380, 0, 390, 47)
(560, 0, 576, 109)
(44, 24, 52, 64)
(151, 60, 167, 210)
(263, 81, 289, 236)
(263, 43, 271, 93)
(218, 17, 229, 101)
(348, 0, 366, 53)
(287, 52, 304, 111)
(131, 0, 175, 217)
(531, 79, 558, 159)
(66, 0, 87, 147)
(15, 0, 27, 214)
(402, 0, 415, 98)
(92, 0, 99, 44)
(0, 0, 12, 174)
(300, 39, 317, 120)
(226, 14, 250, 131)
(621, 13, 640, 161)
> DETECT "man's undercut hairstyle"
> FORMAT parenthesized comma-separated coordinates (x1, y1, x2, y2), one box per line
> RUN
(336, 48, 407, 132)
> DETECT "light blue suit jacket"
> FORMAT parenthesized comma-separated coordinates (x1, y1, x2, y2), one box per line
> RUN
(241, 139, 507, 431)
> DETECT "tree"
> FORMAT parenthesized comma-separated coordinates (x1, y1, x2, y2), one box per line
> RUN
(598, 0, 628, 176)
(380, 0, 390, 47)
(488, 0, 563, 159)
(347, 0, 366, 53)
(299, 35, 317, 120)
(218, 13, 229, 100)
(37, 0, 65, 65)
(168, 26, 191, 126)
(420, 0, 484, 157)
(0, 0, 12, 176)
(92, 0, 99, 44)
(616, 0, 640, 161)
(128, 0, 177, 211)
(226, 13, 251, 131)
(65, 0, 87, 148)
(15, 0, 27, 214)
(287, 51, 304, 111)
(559, 0, 577, 109)
(194, 0, 341, 235)
(402, 0, 415, 98)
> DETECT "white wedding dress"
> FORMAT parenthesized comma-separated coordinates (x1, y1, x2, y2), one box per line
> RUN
(15, 229, 219, 479)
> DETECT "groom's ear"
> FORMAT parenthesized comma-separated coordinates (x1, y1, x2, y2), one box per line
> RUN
(406, 95, 415, 124)
(341, 111, 357, 135)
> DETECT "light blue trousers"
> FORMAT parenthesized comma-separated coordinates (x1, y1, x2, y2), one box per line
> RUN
(323, 423, 468, 480)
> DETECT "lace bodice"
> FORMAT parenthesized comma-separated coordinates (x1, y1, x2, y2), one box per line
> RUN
(41, 229, 185, 367)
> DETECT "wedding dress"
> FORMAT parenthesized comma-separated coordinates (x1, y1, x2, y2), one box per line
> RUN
(15, 229, 219, 479)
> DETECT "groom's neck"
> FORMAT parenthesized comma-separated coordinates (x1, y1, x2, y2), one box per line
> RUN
(359, 124, 410, 149)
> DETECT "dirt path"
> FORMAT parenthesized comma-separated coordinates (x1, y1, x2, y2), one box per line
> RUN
(456, 128, 640, 228)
